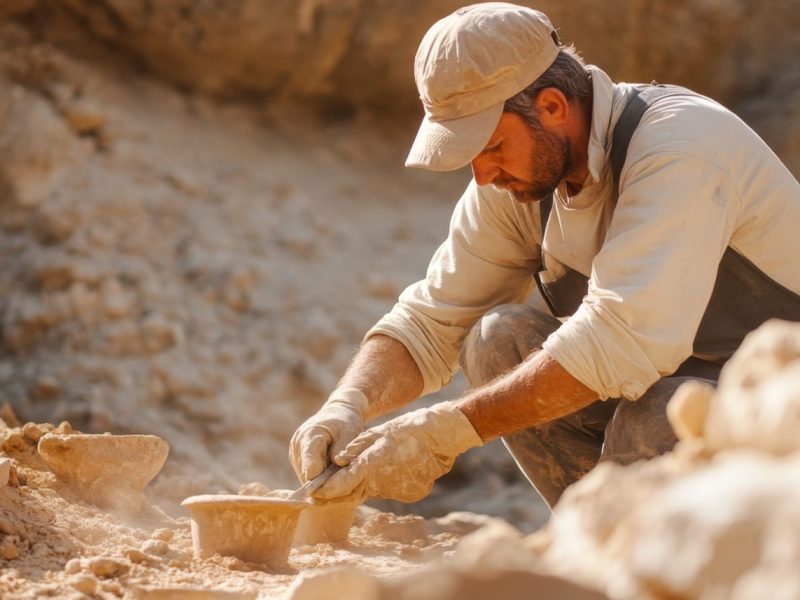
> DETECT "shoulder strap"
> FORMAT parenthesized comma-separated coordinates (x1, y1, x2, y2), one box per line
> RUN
(539, 83, 685, 230)
(610, 84, 687, 189)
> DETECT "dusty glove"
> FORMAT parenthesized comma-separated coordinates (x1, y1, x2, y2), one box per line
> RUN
(289, 388, 369, 482)
(313, 401, 483, 503)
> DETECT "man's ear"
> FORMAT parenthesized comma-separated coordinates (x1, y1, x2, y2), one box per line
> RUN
(534, 87, 569, 126)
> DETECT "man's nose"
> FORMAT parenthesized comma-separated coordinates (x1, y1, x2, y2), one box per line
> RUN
(470, 156, 500, 186)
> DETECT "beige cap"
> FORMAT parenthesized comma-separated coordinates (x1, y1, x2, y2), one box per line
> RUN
(406, 3, 560, 171)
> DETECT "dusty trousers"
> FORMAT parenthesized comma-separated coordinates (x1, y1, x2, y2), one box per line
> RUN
(459, 303, 720, 509)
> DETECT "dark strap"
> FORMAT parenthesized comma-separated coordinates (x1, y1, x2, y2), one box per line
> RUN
(610, 84, 687, 190)
(538, 84, 684, 232)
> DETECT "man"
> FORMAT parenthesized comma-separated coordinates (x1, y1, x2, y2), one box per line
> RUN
(290, 3, 800, 508)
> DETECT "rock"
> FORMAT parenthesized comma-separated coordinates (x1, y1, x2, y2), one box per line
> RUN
(141, 539, 169, 556)
(1, 430, 28, 453)
(55, 421, 75, 434)
(0, 535, 20, 560)
(666, 379, 713, 441)
(705, 320, 800, 455)
(86, 556, 128, 578)
(64, 558, 83, 574)
(151, 528, 174, 542)
(0, 404, 21, 428)
(0, 459, 9, 486)
(61, 100, 106, 135)
(359, 512, 429, 545)
(0, 86, 85, 207)
(7, 464, 21, 488)
(21, 422, 50, 443)
(124, 548, 150, 564)
(69, 574, 98, 595)
(628, 452, 800, 599)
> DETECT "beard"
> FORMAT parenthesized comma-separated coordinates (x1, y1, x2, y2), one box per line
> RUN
(495, 121, 571, 204)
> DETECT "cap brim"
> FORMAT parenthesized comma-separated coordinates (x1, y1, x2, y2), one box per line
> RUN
(405, 102, 504, 172)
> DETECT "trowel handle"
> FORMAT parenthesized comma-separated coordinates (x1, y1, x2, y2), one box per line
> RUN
(288, 463, 340, 501)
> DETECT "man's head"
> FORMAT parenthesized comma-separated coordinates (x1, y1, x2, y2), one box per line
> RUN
(406, 3, 592, 202)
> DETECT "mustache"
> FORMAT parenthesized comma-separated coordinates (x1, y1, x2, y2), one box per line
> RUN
(492, 176, 525, 189)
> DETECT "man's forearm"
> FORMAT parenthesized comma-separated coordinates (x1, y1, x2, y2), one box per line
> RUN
(336, 334, 424, 421)
(457, 349, 598, 442)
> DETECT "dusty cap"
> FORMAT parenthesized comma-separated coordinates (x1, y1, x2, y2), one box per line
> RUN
(406, 2, 560, 171)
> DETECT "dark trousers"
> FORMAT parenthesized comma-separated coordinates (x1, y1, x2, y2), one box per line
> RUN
(459, 304, 719, 508)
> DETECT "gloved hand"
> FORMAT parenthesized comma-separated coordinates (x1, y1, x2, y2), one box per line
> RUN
(313, 401, 484, 503)
(289, 388, 369, 482)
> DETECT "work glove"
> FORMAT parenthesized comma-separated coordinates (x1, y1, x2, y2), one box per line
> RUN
(313, 401, 484, 503)
(289, 387, 369, 483)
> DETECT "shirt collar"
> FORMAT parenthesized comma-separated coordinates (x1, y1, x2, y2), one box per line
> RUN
(585, 65, 622, 185)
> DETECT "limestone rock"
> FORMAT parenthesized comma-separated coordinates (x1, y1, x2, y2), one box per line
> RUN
(666, 379, 713, 441)
(704, 320, 800, 455)
(141, 539, 169, 556)
(86, 556, 128, 578)
(64, 557, 82, 574)
(69, 573, 98, 595)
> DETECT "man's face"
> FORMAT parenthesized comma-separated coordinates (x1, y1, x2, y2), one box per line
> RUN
(470, 112, 570, 203)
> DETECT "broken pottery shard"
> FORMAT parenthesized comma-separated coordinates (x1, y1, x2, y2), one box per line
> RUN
(37, 433, 169, 507)
(181, 494, 308, 569)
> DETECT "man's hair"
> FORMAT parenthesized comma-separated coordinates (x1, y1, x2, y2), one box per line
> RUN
(503, 46, 591, 125)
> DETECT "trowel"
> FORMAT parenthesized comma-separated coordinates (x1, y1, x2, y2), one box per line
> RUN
(287, 463, 340, 501)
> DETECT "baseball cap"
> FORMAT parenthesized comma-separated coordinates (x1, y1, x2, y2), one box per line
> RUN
(406, 3, 561, 171)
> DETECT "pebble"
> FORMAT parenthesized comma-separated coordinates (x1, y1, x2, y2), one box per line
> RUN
(64, 558, 83, 574)
(22, 422, 50, 443)
(141, 539, 169, 556)
(62, 101, 106, 135)
(87, 556, 128, 578)
(1, 431, 27, 453)
(0, 536, 20, 560)
(151, 528, 174, 542)
(123, 548, 149, 564)
(68, 574, 98, 595)
(56, 421, 74, 434)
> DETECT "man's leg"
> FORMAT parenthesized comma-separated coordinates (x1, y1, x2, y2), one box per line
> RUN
(459, 303, 617, 508)
(601, 375, 718, 465)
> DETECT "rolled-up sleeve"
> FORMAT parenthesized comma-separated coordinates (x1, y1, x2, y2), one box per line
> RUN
(366, 180, 541, 396)
(543, 141, 742, 400)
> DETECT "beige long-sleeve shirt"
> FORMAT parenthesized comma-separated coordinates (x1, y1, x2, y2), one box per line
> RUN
(366, 66, 800, 401)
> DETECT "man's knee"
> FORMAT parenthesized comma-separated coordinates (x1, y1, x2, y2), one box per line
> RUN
(459, 304, 560, 387)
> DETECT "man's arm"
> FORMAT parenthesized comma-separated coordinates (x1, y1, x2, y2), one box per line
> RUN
(457, 348, 597, 441)
(289, 333, 423, 482)
(337, 334, 424, 421)
(314, 347, 599, 502)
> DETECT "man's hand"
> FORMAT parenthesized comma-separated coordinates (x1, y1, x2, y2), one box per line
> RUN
(313, 402, 484, 503)
(289, 388, 369, 482)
